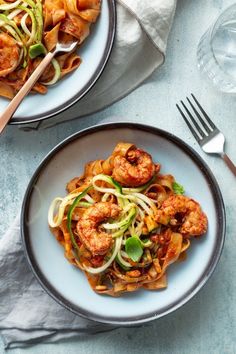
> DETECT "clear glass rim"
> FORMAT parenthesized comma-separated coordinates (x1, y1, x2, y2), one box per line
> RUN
(210, 3, 236, 40)
(208, 3, 236, 87)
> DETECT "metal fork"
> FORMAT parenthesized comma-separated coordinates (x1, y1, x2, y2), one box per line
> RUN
(176, 94, 236, 176)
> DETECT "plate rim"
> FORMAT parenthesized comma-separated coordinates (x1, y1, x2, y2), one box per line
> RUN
(10, 0, 116, 125)
(21, 122, 226, 325)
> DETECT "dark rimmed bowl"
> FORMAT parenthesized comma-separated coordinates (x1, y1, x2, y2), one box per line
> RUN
(21, 122, 225, 325)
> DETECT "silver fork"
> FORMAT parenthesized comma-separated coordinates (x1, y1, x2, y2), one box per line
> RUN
(0, 40, 78, 134)
(176, 93, 236, 176)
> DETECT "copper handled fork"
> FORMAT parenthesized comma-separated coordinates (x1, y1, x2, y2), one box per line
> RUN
(0, 40, 78, 134)
(176, 94, 236, 177)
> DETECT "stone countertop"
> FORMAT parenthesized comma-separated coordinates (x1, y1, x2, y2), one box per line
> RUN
(1, 0, 236, 353)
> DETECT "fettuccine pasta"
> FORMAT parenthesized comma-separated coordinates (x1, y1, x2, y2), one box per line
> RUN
(0, 0, 101, 98)
(48, 142, 208, 296)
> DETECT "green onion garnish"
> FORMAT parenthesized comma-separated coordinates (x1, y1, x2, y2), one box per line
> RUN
(173, 181, 185, 195)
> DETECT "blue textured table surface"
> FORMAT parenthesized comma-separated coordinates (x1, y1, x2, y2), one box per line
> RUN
(1, 0, 236, 353)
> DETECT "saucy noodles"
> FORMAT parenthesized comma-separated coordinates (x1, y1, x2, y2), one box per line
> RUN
(0, 0, 101, 98)
(48, 142, 208, 296)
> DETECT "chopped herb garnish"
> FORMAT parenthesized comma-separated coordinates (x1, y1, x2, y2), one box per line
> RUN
(173, 181, 185, 195)
(125, 236, 143, 262)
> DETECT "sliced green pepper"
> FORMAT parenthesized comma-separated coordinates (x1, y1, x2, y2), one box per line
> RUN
(29, 43, 46, 59)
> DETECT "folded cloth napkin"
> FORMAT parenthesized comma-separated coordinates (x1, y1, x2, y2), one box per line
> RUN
(0, 0, 177, 348)
(22, 0, 176, 130)
(0, 215, 117, 349)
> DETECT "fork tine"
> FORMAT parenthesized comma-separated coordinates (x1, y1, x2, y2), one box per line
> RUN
(186, 97, 211, 134)
(180, 100, 205, 138)
(176, 104, 201, 143)
(191, 93, 216, 130)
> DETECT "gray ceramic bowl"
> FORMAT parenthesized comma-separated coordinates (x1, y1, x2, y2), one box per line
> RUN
(21, 123, 225, 325)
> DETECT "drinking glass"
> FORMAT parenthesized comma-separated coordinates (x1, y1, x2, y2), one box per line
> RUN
(197, 3, 236, 93)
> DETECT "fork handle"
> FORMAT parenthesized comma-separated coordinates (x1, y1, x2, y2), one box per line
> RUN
(0, 51, 55, 134)
(221, 153, 236, 177)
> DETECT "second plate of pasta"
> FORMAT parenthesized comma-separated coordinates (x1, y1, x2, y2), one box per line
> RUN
(0, 0, 116, 124)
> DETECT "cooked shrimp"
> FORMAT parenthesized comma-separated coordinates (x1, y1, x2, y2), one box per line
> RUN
(77, 202, 120, 256)
(155, 195, 207, 237)
(0, 33, 21, 77)
(112, 147, 156, 187)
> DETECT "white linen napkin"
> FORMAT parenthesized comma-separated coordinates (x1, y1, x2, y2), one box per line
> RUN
(0, 0, 177, 348)
(0, 214, 118, 349)
(22, 0, 176, 130)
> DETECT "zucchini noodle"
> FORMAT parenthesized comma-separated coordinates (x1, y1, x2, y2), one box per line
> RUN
(20, 13, 31, 36)
(7, 8, 23, 20)
(83, 237, 123, 275)
(48, 142, 208, 296)
(0, 0, 21, 11)
(93, 174, 155, 215)
(18, 6, 37, 45)
(41, 59, 61, 85)
(116, 250, 132, 269)
(48, 191, 93, 228)
(102, 204, 136, 230)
